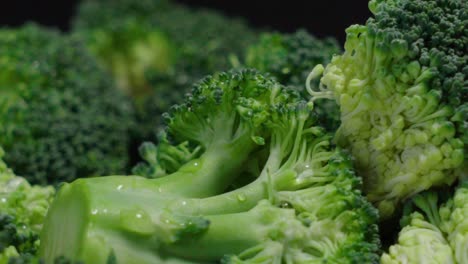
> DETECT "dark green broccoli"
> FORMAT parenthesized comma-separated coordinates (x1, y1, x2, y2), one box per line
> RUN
(245, 30, 341, 131)
(40, 70, 380, 263)
(0, 148, 54, 263)
(312, 0, 467, 218)
(73, 0, 256, 141)
(0, 215, 39, 263)
(0, 24, 135, 185)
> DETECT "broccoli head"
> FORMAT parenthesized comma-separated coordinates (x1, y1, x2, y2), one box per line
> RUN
(312, 0, 467, 217)
(381, 190, 455, 263)
(73, 0, 256, 141)
(0, 24, 135, 185)
(0, 148, 54, 262)
(245, 30, 341, 131)
(439, 182, 468, 263)
(39, 70, 380, 263)
(382, 181, 468, 263)
(381, 211, 455, 264)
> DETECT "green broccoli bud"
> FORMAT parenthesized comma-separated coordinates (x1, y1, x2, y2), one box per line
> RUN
(245, 30, 341, 131)
(0, 24, 135, 185)
(314, 0, 467, 217)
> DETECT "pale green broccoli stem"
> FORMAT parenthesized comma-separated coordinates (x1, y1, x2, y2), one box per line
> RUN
(412, 191, 442, 228)
(152, 131, 256, 197)
(168, 109, 333, 215)
(166, 124, 297, 214)
(40, 177, 211, 263)
(306, 65, 333, 102)
(40, 179, 302, 263)
(167, 127, 334, 216)
(162, 202, 303, 262)
(168, 162, 333, 216)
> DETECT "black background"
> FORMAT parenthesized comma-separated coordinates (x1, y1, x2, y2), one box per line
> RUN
(0, 0, 372, 44)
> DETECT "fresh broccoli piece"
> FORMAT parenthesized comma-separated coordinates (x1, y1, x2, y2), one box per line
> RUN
(0, 148, 54, 263)
(381, 189, 456, 264)
(0, 215, 39, 264)
(245, 30, 341, 131)
(381, 211, 455, 264)
(73, 0, 256, 141)
(39, 70, 380, 263)
(310, 0, 467, 217)
(439, 182, 468, 263)
(382, 181, 468, 263)
(0, 24, 135, 185)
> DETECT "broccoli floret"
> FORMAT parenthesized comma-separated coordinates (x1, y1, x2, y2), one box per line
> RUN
(0, 215, 38, 263)
(0, 24, 135, 185)
(0, 148, 54, 263)
(381, 190, 455, 263)
(39, 70, 380, 263)
(382, 182, 468, 263)
(132, 133, 202, 178)
(439, 182, 468, 263)
(245, 30, 341, 131)
(73, 0, 256, 141)
(381, 212, 455, 264)
(311, 0, 467, 218)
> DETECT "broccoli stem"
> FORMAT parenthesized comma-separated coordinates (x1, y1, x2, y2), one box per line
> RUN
(168, 175, 269, 215)
(40, 177, 290, 263)
(166, 167, 299, 214)
(40, 177, 202, 263)
(161, 203, 298, 261)
(152, 132, 256, 197)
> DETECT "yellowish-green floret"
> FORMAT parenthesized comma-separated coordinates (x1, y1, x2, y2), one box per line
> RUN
(313, 0, 467, 218)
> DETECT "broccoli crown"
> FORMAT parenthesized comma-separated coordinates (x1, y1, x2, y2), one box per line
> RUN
(134, 69, 301, 188)
(440, 182, 468, 263)
(132, 69, 302, 197)
(317, 0, 467, 217)
(73, 0, 256, 142)
(245, 30, 341, 131)
(0, 148, 54, 263)
(380, 212, 455, 264)
(382, 182, 468, 263)
(40, 70, 380, 263)
(0, 24, 135, 185)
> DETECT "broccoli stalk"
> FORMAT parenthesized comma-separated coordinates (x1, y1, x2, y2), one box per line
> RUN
(40, 70, 380, 263)
(309, 0, 467, 217)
